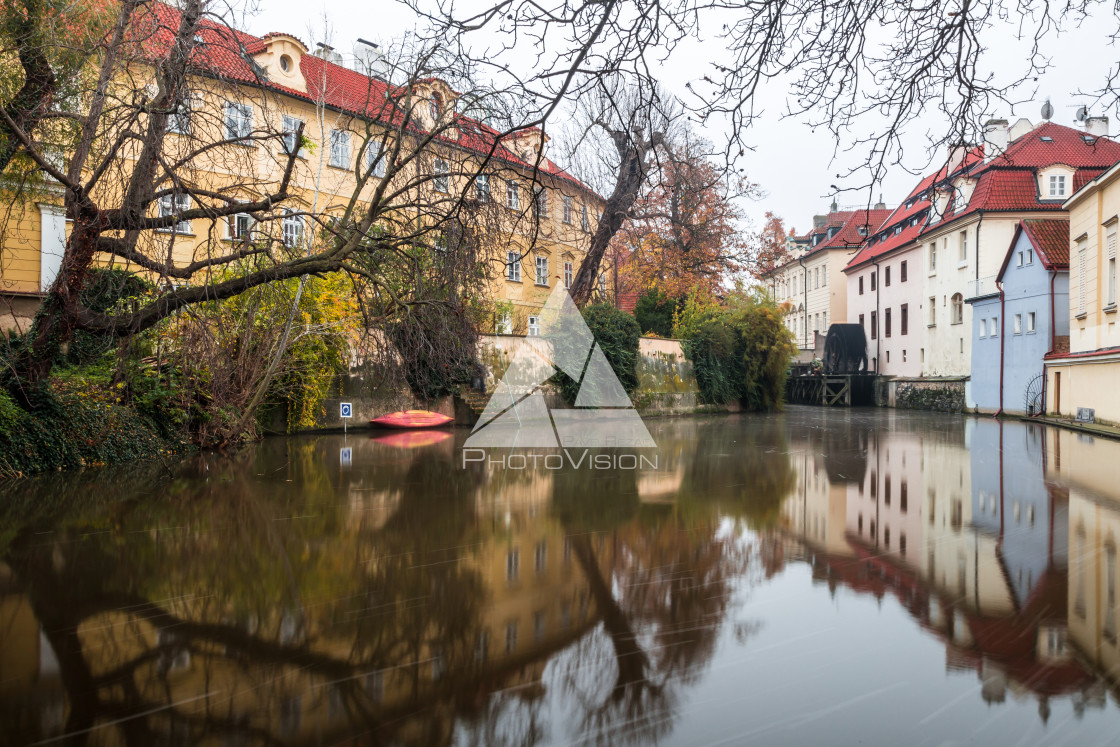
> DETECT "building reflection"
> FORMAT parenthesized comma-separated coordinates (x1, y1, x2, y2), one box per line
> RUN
(781, 415, 1103, 718)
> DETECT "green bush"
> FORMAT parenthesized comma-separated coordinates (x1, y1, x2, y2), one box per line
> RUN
(553, 303, 641, 404)
(633, 289, 680, 337)
(674, 292, 796, 411)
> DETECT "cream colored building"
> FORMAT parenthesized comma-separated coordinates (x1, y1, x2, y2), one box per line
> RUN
(1045, 162, 1120, 423)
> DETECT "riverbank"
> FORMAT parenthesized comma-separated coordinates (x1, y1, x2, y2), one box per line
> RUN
(0, 380, 189, 479)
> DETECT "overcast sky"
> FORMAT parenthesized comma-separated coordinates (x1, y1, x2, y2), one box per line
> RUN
(245, 1, 1116, 235)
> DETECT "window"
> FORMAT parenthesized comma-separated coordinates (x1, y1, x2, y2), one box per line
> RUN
(564, 261, 573, 289)
(859, 313, 864, 329)
(980, 318, 987, 338)
(506, 250, 521, 281)
(1076, 528, 1087, 618)
(951, 293, 963, 325)
(329, 129, 350, 169)
(505, 621, 518, 653)
(870, 311, 878, 340)
(562, 195, 573, 224)
(901, 304, 908, 336)
(168, 95, 195, 135)
(929, 242, 937, 272)
(282, 115, 303, 154)
(429, 94, 442, 122)
(227, 213, 252, 240)
(224, 102, 252, 139)
(1014, 313, 1022, 334)
(1108, 226, 1118, 306)
(1048, 174, 1067, 198)
(929, 297, 937, 326)
(475, 174, 490, 202)
(534, 186, 548, 218)
(534, 541, 547, 573)
(1078, 240, 1088, 315)
(822, 270, 827, 287)
(1027, 312, 1036, 333)
(871, 271, 877, 291)
(157, 194, 192, 234)
(535, 256, 548, 286)
(598, 273, 607, 293)
(496, 311, 512, 334)
(528, 315, 541, 337)
(581, 204, 589, 231)
(990, 317, 998, 337)
(959, 231, 968, 263)
(282, 210, 303, 247)
(432, 158, 449, 193)
(365, 143, 386, 177)
(859, 276, 864, 295)
(901, 260, 908, 282)
(885, 267, 891, 287)
(506, 180, 520, 210)
(506, 548, 519, 582)
(885, 308, 892, 338)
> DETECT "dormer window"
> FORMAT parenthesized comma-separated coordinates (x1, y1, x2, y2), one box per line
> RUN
(827, 227, 839, 238)
(894, 225, 903, 235)
(430, 94, 442, 123)
(1048, 174, 1067, 198)
(279, 54, 292, 72)
(857, 225, 868, 237)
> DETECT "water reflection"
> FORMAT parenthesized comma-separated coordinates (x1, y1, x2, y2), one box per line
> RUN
(3, 411, 1120, 744)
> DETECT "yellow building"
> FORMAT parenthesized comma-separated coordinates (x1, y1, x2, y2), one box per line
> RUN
(1046, 161, 1120, 423)
(0, 2, 604, 336)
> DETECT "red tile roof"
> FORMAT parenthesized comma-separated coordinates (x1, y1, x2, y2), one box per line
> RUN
(925, 123, 1120, 230)
(135, 3, 595, 194)
(1021, 219, 1070, 269)
(763, 208, 890, 277)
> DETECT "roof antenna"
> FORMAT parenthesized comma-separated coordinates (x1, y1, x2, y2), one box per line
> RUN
(1041, 98, 1054, 121)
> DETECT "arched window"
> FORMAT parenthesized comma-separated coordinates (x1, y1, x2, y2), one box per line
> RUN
(429, 94, 442, 122)
(951, 293, 964, 325)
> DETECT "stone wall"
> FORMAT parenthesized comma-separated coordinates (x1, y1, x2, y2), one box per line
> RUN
(886, 377, 968, 413)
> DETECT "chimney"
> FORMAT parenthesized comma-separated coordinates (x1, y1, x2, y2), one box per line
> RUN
(355, 38, 392, 81)
(946, 142, 969, 175)
(813, 214, 827, 229)
(983, 119, 1009, 162)
(1086, 116, 1110, 137)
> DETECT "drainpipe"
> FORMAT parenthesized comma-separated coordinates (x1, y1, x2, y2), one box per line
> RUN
(995, 277, 1005, 417)
(1049, 270, 1057, 354)
(798, 254, 809, 352)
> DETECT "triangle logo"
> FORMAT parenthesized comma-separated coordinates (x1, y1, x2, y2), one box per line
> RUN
(465, 284, 656, 449)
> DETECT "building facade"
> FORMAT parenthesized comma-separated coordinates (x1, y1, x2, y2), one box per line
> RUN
(970, 219, 1070, 415)
(1045, 162, 1120, 423)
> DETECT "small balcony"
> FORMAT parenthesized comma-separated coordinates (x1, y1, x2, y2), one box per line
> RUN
(966, 275, 999, 301)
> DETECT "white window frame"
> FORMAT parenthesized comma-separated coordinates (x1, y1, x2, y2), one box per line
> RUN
(365, 143, 386, 177)
(168, 94, 197, 135)
(157, 194, 192, 234)
(535, 256, 549, 286)
(506, 180, 520, 210)
(1078, 241, 1088, 315)
(564, 261, 573, 289)
(329, 129, 350, 169)
(506, 250, 521, 281)
(496, 311, 512, 334)
(227, 213, 253, 241)
(1027, 312, 1036, 333)
(990, 317, 999, 337)
(979, 318, 987, 338)
(282, 114, 303, 155)
(1108, 226, 1118, 307)
(1013, 313, 1022, 335)
(432, 158, 450, 193)
(282, 210, 304, 248)
(475, 174, 490, 202)
(581, 204, 589, 231)
(534, 186, 548, 218)
(928, 297, 937, 326)
(959, 230, 968, 263)
(929, 242, 937, 273)
(562, 195, 573, 224)
(1049, 174, 1067, 198)
(224, 102, 252, 140)
(527, 315, 541, 337)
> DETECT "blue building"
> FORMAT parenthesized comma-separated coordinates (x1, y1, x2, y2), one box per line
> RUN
(969, 219, 1070, 415)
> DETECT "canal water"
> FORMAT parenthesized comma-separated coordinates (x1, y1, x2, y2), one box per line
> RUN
(2, 408, 1119, 746)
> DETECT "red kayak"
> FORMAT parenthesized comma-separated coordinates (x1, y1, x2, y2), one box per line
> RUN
(371, 431, 452, 449)
(370, 409, 453, 429)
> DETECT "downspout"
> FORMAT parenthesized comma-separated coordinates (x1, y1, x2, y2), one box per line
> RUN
(798, 254, 809, 351)
(995, 277, 1005, 417)
(1049, 269, 1057, 354)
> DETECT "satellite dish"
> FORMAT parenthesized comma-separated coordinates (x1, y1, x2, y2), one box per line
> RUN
(1041, 98, 1054, 121)
(1075, 105, 1089, 122)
